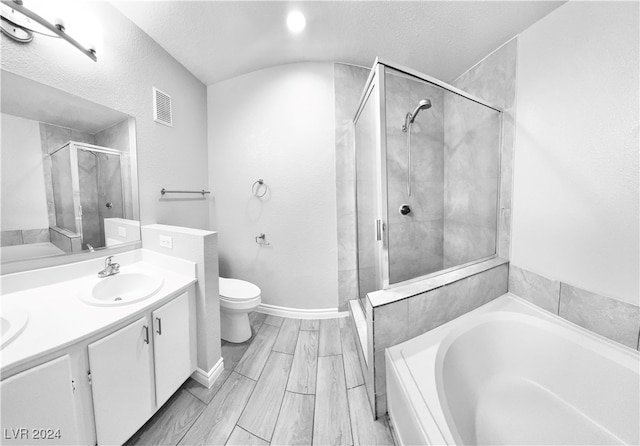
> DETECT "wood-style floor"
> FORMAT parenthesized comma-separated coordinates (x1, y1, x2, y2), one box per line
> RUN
(125, 313, 394, 446)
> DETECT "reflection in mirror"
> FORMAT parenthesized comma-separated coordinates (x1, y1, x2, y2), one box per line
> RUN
(1, 70, 140, 265)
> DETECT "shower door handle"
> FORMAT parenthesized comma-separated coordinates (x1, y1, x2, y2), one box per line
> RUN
(376, 219, 382, 241)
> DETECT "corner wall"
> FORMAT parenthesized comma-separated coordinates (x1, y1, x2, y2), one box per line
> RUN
(1, 2, 209, 230)
(207, 62, 339, 312)
(512, 1, 639, 305)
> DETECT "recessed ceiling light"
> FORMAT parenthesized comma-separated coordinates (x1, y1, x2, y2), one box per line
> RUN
(286, 11, 305, 33)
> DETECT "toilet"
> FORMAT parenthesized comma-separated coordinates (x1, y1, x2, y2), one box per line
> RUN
(218, 277, 262, 343)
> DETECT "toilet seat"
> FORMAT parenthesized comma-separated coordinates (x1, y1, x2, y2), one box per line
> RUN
(219, 278, 261, 311)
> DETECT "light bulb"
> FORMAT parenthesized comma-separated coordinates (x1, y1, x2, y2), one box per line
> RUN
(286, 11, 305, 34)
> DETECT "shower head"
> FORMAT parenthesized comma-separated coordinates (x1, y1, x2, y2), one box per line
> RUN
(402, 98, 432, 132)
(409, 99, 432, 124)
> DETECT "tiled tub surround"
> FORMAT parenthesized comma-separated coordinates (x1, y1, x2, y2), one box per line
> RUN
(353, 258, 509, 418)
(509, 264, 640, 350)
(386, 295, 640, 445)
(0, 229, 50, 246)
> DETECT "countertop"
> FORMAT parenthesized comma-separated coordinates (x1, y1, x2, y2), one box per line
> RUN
(0, 249, 197, 377)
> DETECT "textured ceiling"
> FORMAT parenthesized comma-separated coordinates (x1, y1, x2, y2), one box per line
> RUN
(112, 1, 565, 86)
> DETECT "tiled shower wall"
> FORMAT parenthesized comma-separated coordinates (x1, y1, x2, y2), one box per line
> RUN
(451, 38, 517, 259)
(334, 63, 370, 310)
(384, 70, 445, 283)
(334, 38, 516, 310)
(443, 92, 500, 267)
(509, 264, 640, 350)
(40, 123, 96, 230)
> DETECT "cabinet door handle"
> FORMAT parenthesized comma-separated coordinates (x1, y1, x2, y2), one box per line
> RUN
(156, 317, 162, 335)
(143, 325, 149, 344)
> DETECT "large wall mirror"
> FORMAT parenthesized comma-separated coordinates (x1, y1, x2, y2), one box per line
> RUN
(1, 70, 140, 270)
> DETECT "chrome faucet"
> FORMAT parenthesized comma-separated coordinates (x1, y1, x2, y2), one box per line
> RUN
(98, 256, 120, 278)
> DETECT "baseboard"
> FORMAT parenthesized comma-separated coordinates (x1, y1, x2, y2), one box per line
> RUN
(256, 303, 348, 320)
(190, 357, 224, 388)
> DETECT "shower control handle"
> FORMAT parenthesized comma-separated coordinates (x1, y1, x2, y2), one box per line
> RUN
(105, 202, 113, 209)
(399, 204, 411, 216)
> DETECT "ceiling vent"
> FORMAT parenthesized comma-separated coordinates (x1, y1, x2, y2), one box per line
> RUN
(153, 87, 172, 127)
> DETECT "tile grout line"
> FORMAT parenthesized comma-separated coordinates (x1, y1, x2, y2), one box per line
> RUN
(269, 318, 303, 444)
(235, 318, 293, 443)
(225, 318, 284, 446)
(178, 369, 237, 445)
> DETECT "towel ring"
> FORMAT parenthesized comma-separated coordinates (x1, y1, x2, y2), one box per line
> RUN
(252, 179, 268, 198)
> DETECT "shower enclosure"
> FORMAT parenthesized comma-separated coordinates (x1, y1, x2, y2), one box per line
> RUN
(49, 141, 125, 250)
(354, 60, 502, 305)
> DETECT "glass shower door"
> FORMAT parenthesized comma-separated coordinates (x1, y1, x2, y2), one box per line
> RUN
(77, 147, 124, 250)
(355, 77, 382, 309)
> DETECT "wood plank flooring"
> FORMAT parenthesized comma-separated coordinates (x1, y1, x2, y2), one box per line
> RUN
(125, 313, 394, 446)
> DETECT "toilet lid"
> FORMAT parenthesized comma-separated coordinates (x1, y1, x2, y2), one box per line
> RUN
(219, 277, 261, 300)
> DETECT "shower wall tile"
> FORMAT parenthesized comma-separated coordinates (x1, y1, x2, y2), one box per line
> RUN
(373, 298, 409, 350)
(334, 63, 370, 310)
(508, 264, 560, 314)
(450, 38, 517, 260)
(338, 269, 358, 310)
(1, 230, 23, 247)
(384, 69, 446, 283)
(559, 283, 640, 349)
(49, 227, 82, 253)
(442, 90, 500, 268)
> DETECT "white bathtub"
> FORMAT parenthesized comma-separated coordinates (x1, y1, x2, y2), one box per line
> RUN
(386, 293, 640, 445)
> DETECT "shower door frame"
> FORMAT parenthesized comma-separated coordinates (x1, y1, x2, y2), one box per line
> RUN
(353, 57, 505, 297)
(50, 141, 126, 246)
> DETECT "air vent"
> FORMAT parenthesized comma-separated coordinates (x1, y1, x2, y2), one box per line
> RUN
(153, 87, 172, 127)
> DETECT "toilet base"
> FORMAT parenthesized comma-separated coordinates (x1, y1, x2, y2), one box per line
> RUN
(220, 309, 252, 343)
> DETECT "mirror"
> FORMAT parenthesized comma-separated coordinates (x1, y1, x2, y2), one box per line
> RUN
(1, 70, 140, 266)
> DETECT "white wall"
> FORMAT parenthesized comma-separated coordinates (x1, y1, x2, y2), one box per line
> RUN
(512, 1, 639, 305)
(208, 62, 339, 311)
(1, 114, 49, 230)
(1, 2, 209, 230)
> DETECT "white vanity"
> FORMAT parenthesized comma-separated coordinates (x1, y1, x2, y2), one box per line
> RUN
(1, 249, 198, 445)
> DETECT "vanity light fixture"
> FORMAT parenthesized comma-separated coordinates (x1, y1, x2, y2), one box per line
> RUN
(0, 0, 98, 61)
(286, 10, 305, 34)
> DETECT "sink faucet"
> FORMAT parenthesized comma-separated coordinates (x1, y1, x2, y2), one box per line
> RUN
(98, 256, 120, 278)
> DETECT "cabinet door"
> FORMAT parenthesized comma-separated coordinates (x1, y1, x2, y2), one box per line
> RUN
(153, 291, 194, 407)
(88, 316, 154, 446)
(0, 355, 79, 445)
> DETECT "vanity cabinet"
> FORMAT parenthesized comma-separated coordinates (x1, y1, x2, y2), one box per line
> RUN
(88, 291, 195, 445)
(0, 355, 80, 445)
(88, 317, 154, 446)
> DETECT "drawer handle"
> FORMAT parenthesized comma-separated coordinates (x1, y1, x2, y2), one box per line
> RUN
(156, 317, 162, 335)
(143, 325, 149, 344)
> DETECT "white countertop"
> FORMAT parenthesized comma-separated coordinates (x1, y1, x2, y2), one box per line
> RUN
(0, 249, 197, 376)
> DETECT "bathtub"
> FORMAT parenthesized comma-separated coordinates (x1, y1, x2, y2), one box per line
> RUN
(386, 293, 640, 445)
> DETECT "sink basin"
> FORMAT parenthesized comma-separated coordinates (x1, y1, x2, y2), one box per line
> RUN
(1, 306, 29, 348)
(80, 272, 164, 306)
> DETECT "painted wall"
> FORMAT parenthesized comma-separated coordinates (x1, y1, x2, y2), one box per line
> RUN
(512, 1, 639, 305)
(1, 2, 209, 230)
(208, 62, 339, 311)
(1, 114, 49, 231)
